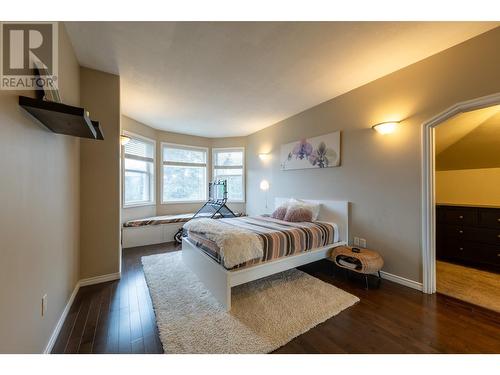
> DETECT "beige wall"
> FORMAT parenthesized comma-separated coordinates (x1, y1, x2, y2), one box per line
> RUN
(0, 24, 81, 353)
(436, 168, 500, 206)
(246, 27, 500, 283)
(80, 68, 121, 279)
(121, 116, 246, 223)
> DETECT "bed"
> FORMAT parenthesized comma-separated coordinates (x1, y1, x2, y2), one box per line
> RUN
(182, 198, 349, 310)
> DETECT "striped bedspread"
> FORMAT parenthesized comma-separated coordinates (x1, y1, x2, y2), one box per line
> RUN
(187, 216, 336, 270)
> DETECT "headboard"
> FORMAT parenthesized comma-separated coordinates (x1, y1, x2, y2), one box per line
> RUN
(274, 198, 349, 243)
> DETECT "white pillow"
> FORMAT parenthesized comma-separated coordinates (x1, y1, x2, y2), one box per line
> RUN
(288, 198, 320, 221)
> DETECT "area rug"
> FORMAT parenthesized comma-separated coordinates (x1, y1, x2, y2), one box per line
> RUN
(141, 251, 359, 353)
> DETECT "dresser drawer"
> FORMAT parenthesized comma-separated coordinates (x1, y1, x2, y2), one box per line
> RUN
(442, 208, 475, 225)
(478, 209, 500, 229)
(443, 240, 473, 261)
(443, 240, 500, 266)
(444, 225, 500, 245)
(443, 225, 468, 240)
(471, 243, 500, 267)
(474, 227, 500, 245)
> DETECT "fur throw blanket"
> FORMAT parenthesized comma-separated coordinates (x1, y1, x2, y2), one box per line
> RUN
(183, 218, 263, 268)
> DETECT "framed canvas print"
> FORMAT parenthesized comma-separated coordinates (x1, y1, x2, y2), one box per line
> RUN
(280, 131, 340, 170)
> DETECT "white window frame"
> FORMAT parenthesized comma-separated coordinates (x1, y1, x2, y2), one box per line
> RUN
(161, 142, 209, 204)
(212, 147, 245, 203)
(122, 131, 156, 208)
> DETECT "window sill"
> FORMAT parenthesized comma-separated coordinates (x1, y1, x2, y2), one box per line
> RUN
(123, 202, 156, 209)
(159, 200, 245, 205)
(161, 200, 206, 205)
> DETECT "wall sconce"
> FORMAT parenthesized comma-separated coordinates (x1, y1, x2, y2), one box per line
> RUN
(259, 153, 271, 161)
(120, 135, 131, 145)
(260, 179, 270, 209)
(372, 121, 400, 135)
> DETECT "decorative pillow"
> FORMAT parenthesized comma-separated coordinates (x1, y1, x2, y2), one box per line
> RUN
(271, 205, 288, 220)
(288, 198, 320, 221)
(284, 206, 313, 222)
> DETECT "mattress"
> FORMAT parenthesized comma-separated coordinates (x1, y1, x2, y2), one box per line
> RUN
(187, 216, 337, 270)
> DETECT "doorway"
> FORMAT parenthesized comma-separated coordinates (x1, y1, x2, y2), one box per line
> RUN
(421, 92, 500, 300)
(434, 105, 500, 311)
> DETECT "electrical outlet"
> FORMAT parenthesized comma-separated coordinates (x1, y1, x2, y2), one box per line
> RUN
(359, 238, 367, 248)
(353, 237, 360, 246)
(41, 294, 47, 317)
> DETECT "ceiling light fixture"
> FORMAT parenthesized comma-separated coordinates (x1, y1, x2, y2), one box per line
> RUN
(120, 135, 131, 145)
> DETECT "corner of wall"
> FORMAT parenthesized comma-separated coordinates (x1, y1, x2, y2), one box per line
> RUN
(79, 67, 122, 280)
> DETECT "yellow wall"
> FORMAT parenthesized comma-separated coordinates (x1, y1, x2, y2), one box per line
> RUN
(436, 168, 500, 206)
(436, 110, 500, 171)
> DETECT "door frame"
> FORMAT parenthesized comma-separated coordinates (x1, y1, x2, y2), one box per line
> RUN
(421, 92, 500, 294)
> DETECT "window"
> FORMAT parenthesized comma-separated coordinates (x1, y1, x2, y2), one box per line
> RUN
(162, 143, 208, 203)
(212, 148, 245, 202)
(123, 134, 155, 207)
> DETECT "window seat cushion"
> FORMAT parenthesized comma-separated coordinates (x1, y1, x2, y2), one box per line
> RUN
(123, 212, 244, 228)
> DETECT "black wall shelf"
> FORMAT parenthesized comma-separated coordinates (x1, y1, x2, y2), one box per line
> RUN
(92, 121, 104, 140)
(19, 96, 103, 140)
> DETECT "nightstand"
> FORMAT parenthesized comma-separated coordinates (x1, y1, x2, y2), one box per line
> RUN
(331, 246, 384, 289)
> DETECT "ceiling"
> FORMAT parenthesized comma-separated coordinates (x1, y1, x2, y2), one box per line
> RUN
(436, 105, 500, 170)
(65, 22, 498, 138)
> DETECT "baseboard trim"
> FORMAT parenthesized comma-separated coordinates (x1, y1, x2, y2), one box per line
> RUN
(379, 271, 423, 291)
(79, 272, 121, 287)
(43, 282, 80, 354)
(43, 272, 121, 353)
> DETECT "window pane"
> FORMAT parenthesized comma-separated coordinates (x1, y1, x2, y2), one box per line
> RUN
(214, 150, 243, 166)
(124, 137, 154, 159)
(124, 157, 154, 205)
(125, 158, 148, 172)
(163, 146, 206, 163)
(214, 169, 243, 201)
(125, 171, 150, 204)
(163, 165, 206, 201)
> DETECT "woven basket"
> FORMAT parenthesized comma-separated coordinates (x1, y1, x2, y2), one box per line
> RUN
(331, 246, 384, 274)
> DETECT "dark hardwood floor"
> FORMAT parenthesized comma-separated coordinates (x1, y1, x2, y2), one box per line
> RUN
(52, 242, 500, 354)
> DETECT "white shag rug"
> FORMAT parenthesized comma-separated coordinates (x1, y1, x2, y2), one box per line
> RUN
(141, 251, 359, 354)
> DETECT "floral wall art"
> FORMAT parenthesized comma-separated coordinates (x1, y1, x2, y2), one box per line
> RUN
(280, 131, 340, 170)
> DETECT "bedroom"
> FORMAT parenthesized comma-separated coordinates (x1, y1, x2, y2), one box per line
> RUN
(0, 1, 499, 373)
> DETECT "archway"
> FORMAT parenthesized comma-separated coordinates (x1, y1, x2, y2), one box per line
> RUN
(421, 92, 500, 293)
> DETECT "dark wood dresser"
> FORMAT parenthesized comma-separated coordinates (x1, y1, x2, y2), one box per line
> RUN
(436, 204, 500, 273)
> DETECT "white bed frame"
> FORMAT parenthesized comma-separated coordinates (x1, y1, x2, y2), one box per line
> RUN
(182, 198, 349, 310)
